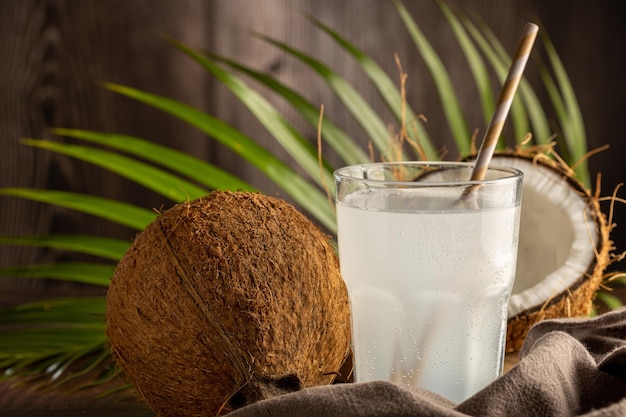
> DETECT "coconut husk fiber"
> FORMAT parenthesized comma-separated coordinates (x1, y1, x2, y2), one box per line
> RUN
(106, 191, 352, 417)
(228, 308, 626, 417)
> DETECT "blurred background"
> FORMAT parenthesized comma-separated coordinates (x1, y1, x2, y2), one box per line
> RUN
(1, 0, 625, 306)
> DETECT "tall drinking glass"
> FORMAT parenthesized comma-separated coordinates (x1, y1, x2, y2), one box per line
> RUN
(334, 162, 523, 403)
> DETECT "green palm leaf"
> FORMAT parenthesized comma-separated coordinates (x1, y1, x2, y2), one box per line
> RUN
(0, 297, 106, 325)
(0, 263, 113, 286)
(42, 347, 112, 392)
(537, 34, 590, 186)
(0, 235, 129, 260)
(436, 1, 496, 138)
(103, 83, 337, 231)
(0, 298, 107, 384)
(169, 39, 335, 191)
(254, 34, 397, 160)
(1, 336, 107, 387)
(307, 14, 438, 161)
(595, 292, 625, 312)
(207, 53, 371, 166)
(393, 0, 471, 156)
(0, 188, 156, 230)
(0, 329, 105, 357)
(51, 128, 255, 192)
(21, 138, 208, 202)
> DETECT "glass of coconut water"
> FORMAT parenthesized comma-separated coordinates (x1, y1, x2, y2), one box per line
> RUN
(334, 162, 523, 403)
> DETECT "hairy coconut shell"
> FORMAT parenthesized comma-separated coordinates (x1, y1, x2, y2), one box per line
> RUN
(106, 191, 352, 416)
(472, 151, 613, 352)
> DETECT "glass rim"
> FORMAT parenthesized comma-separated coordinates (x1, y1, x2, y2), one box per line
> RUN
(333, 161, 523, 187)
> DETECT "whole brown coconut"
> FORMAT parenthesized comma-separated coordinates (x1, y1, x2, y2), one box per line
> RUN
(106, 191, 352, 416)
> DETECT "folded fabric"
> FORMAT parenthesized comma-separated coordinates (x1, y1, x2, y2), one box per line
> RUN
(230, 308, 626, 417)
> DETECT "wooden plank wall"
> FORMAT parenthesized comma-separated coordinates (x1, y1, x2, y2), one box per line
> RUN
(1, 0, 624, 303)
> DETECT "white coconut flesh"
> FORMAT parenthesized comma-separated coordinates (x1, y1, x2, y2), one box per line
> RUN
(490, 155, 599, 318)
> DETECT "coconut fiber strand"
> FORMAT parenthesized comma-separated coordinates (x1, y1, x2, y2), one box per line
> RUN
(231, 308, 626, 417)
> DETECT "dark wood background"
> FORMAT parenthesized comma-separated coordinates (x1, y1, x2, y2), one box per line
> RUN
(2, 0, 625, 305)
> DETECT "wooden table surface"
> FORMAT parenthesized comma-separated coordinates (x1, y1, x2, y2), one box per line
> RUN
(0, 379, 155, 417)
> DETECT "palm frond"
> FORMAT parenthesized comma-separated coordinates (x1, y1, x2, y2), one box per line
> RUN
(0, 235, 129, 260)
(0, 297, 106, 325)
(206, 53, 371, 166)
(51, 128, 255, 192)
(21, 138, 208, 202)
(0, 188, 156, 230)
(169, 39, 335, 190)
(0, 298, 107, 385)
(103, 83, 337, 231)
(393, 0, 471, 156)
(253, 34, 398, 159)
(0, 263, 113, 286)
(536, 32, 590, 186)
(306, 14, 438, 161)
(436, 1, 496, 134)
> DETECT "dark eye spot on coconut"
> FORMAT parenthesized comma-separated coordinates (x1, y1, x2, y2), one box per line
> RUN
(228, 390, 248, 410)
(226, 375, 301, 410)
(274, 374, 301, 391)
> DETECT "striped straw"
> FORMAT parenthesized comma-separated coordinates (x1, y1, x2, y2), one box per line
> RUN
(470, 22, 539, 181)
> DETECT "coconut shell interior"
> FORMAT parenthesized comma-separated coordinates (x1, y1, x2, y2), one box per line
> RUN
(488, 153, 612, 352)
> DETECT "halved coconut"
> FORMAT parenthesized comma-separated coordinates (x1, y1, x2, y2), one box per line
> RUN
(483, 151, 613, 352)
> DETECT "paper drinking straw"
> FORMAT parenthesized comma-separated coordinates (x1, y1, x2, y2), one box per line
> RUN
(470, 22, 539, 181)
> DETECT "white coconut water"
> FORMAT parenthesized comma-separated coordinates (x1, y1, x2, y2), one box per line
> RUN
(337, 188, 520, 402)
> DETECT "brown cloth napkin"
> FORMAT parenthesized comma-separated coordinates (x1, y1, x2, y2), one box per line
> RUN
(230, 308, 626, 417)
